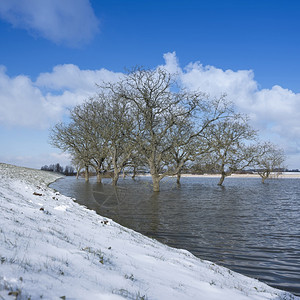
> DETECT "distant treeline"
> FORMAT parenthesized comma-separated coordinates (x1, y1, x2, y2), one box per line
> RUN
(284, 168, 300, 172)
(41, 163, 75, 176)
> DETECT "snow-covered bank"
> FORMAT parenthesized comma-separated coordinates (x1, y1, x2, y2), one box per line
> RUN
(0, 163, 298, 300)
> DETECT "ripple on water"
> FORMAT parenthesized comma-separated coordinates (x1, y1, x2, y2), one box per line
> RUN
(51, 176, 300, 296)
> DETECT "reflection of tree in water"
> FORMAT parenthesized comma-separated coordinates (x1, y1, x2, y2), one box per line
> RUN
(92, 177, 177, 236)
(70, 180, 103, 215)
(92, 183, 122, 207)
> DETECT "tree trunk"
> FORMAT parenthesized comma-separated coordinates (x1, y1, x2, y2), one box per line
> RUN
(176, 173, 181, 185)
(84, 165, 89, 182)
(149, 159, 161, 192)
(218, 172, 226, 186)
(96, 159, 105, 183)
(112, 172, 119, 186)
(261, 173, 268, 183)
(151, 174, 161, 192)
(112, 149, 119, 186)
(112, 160, 119, 186)
(259, 171, 269, 184)
(132, 166, 136, 179)
(97, 172, 102, 183)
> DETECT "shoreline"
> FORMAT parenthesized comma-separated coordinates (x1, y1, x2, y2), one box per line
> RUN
(0, 163, 298, 299)
(139, 173, 300, 179)
(180, 173, 300, 179)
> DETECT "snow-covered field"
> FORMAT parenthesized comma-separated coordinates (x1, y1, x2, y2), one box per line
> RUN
(0, 163, 298, 300)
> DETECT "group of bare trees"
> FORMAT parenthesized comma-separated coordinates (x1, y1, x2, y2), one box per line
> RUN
(49, 67, 285, 191)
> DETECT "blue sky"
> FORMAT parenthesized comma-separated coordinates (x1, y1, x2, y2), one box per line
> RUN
(0, 0, 300, 169)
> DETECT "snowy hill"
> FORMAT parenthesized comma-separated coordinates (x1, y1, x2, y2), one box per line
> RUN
(0, 163, 298, 300)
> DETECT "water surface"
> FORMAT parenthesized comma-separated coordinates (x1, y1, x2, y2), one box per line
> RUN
(51, 176, 300, 296)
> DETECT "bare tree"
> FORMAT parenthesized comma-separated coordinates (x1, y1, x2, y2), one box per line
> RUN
(71, 99, 110, 183)
(164, 118, 208, 184)
(100, 93, 135, 185)
(50, 121, 93, 181)
(50, 87, 137, 186)
(50, 96, 114, 182)
(125, 150, 147, 179)
(205, 115, 258, 185)
(71, 156, 84, 179)
(104, 67, 230, 191)
(254, 142, 285, 183)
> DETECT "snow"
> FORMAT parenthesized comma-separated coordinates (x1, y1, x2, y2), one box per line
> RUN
(0, 163, 298, 300)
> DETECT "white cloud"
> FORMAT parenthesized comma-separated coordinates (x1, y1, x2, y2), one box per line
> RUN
(36, 64, 124, 112)
(162, 52, 300, 168)
(0, 64, 123, 128)
(0, 0, 99, 46)
(162, 52, 182, 75)
(0, 66, 61, 128)
(36, 64, 123, 92)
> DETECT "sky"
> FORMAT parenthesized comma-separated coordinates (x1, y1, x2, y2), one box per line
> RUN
(0, 0, 300, 169)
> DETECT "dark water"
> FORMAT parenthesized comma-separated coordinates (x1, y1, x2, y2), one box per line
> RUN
(50, 176, 300, 296)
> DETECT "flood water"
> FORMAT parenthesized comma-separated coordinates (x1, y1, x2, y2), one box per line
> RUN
(50, 176, 300, 296)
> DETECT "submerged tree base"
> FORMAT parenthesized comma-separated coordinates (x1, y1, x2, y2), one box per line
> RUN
(218, 174, 226, 186)
(151, 174, 161, 192)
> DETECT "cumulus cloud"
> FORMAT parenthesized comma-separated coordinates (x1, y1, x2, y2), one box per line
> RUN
(36, 64, 124, 111)
(36, 64, 123, 92)
(162, 52, 300, 167)
(0, 64, 123, 128)
(0, 0, 99, 46)
(0, 66, 61, 128)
